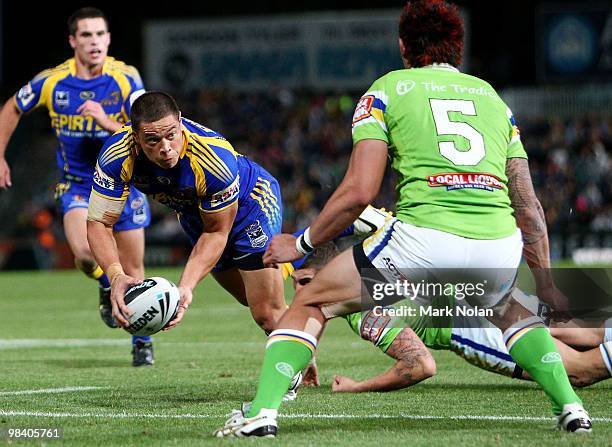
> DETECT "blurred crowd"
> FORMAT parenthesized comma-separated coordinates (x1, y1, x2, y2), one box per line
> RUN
(177, 89, 612, 234)
(2, 89, 611, 268)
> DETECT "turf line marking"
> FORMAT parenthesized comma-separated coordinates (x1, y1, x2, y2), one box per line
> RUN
(0, 386, 108, 396)
(0, 410, 610, 423)
(0, 339, 268, 349)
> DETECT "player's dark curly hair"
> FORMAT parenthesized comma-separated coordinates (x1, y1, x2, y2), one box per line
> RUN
(67, 7, 109, 36)
(131, 92, 181, 131)
(398, 0, 464, 68)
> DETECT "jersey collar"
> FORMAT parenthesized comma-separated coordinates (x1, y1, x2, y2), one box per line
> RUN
(422, 63, 460, 72)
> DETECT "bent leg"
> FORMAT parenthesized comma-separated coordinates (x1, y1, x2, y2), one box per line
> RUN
(64, 208, 110, 287)
(212, 269, 248, 306)
(239, 267, 287, 334)
(248, 248, 362, 417)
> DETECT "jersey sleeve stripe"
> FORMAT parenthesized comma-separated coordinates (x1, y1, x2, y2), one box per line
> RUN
(197, 141, 235, 181)
(189, 148, 233, 185)
(190, 141, 234, 184)
(100, 133, 132, 166)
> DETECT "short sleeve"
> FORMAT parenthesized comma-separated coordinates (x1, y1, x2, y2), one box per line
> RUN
(92, 130, 132, 201)
(198, 144, 240, 214)
(14, 74, 47, 113)
(351, 77, 390, 145)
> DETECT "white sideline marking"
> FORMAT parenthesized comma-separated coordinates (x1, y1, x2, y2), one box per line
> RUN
(0, 410, 610, 423)
(0, 339, 129, 349)
(0, 339, 268, 350)
(0, 386, 108, 396)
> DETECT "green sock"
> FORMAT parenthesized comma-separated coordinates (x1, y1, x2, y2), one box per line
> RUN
(247, 330, 315, 417)
(506, 323, 581, 415)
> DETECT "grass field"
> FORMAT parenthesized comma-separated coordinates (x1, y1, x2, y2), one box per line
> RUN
(0, 268, 610, 446)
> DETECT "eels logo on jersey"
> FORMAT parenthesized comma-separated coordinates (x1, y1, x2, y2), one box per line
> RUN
(245, 220, 268, 248)
(427, 172, 503, 192)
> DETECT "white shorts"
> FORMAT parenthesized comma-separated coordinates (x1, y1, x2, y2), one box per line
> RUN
(450, 312, 518, 377)
(360, 218, 523, 308)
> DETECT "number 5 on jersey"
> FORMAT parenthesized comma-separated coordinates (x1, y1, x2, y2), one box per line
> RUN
(429, 99, 485, 166)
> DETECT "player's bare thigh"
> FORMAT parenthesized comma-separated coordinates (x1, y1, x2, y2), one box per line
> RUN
(293, 249, 362, 312)
(114, 228, 145, 280)
(213, 268, 248, 306)
(239, 267, 287, 331)
(63, 208, 93, 262)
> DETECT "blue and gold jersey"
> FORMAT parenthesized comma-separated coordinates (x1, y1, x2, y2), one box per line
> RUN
(14, 57, 144, 183)
(93, 118, 280, 229)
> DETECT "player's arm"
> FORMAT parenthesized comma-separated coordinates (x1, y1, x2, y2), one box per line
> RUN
(87, 189, 137, 326)
(164, 202, 238, 331)
(87, 142, 135, 326)
(0, 99, 23, 189)
(505, 158, 562, 308)
(77, 100, 123, 133)
(332, 328, 436, 393)
(264, 140, 387, 264)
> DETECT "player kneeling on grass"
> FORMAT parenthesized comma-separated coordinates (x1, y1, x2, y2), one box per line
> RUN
(86, 91, 311, 396)
(289, 245, 612, 393)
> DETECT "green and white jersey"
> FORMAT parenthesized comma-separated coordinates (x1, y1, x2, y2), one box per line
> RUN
(352, 64, 527, 240)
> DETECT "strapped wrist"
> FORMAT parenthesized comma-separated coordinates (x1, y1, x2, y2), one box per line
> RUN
(296, 227, 314, 255)
(106, 262, 124, 285)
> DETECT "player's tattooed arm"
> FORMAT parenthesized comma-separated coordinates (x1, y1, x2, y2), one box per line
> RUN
(506, 158, 550, 268)
(385, 328, 436, 387)
(506, 158, 567, 309)
(332, 328, 435, 393)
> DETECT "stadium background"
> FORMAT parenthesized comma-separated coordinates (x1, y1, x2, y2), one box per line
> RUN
(0, 0, 611, 270)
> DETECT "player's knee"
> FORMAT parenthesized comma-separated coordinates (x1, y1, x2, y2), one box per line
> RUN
(249, 303, 281, 333)
(74, 256, 96, 274)
(420, 356, 437, 378)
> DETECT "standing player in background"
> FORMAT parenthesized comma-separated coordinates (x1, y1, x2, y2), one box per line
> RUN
(0, 8, 154, 366)
(216, 0, 591, 437)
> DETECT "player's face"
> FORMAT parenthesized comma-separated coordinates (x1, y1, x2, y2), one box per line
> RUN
(69, 18, 110, 68)
(291, 268, 316, 293)
(135, 115, 183, 169)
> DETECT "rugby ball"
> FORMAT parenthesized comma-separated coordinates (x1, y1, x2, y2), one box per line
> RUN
(123, 277, 180, 336)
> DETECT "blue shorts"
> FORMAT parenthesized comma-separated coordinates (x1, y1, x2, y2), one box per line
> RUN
(55, 181, 150, 231)
(178, 175, 282, 272)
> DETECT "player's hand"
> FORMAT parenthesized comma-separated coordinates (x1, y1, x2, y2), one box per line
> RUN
(331, 375, 361, 393)
(302, 358, 320, 387)
(110, 274, 141, 328)
(163, 285, 192, 331)
(77, 100, 112, 130)
(263, 233, 303, 266)
(0, 158, 12, 189)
